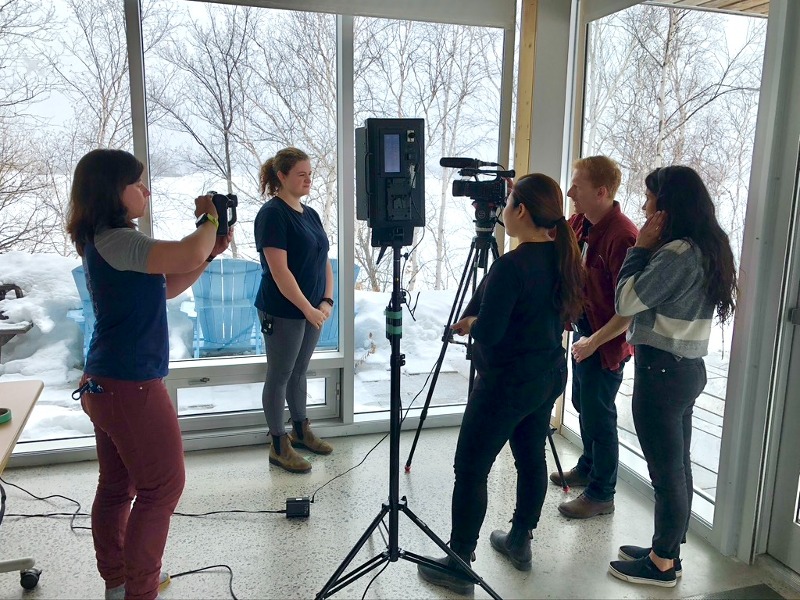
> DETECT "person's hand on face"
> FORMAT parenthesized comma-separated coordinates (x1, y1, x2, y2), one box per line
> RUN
(635, 211, 667, 249)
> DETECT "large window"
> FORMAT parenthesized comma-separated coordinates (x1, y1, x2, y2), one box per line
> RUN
(1, 0, 515, 449)
(1, 0, 136, 443)
(568, 4, 766, 521)
(351, 17, 506, 414)
(141, 1, 339, 419)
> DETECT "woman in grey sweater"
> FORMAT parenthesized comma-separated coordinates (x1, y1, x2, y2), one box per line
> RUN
(610, 166, 737, 587)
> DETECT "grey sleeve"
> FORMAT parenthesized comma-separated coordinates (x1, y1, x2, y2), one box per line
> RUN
(94, 228, 157, 273)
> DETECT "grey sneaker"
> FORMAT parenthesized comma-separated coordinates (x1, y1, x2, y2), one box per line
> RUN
(105, 571, 171, 599)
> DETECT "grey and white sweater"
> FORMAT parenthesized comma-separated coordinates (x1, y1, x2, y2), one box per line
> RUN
(615, 239, 714, 358)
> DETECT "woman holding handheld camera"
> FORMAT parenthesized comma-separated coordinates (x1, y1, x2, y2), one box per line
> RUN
(255, 147, 334, 474)
(417, 173, 584, 593)
(609, 166, 736, 587)
(66, 149, 233, 600)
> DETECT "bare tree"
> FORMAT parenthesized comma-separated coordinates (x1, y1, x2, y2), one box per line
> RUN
(243, 11, 338, 236)
(584, 5, 765, 233)
(150, 4, 263, 257)
(0, 0, 57, 254)
(353, 19, 503, 291)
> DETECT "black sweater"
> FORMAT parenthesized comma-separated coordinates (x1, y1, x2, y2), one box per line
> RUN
(462, 242, 565, 382)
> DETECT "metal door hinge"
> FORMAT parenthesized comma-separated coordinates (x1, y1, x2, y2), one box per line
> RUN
(790, 308, 800, 326)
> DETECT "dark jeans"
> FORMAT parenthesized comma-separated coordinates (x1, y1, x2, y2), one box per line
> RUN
(571, 334, 624, 502)
(450, 365, 567, 555)
(632, 345, 706, 560)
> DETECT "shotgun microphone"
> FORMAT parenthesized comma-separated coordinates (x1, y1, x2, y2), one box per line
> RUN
(439, 157, 499, 169)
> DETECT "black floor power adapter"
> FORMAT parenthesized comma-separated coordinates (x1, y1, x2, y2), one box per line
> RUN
(286, 497, 311, 518)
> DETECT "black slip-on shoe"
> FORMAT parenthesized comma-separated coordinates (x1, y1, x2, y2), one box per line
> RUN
(618, 545, 682, 577)
(609, 556, 677, 588)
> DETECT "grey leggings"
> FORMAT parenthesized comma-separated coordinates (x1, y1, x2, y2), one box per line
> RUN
(259, 311, 321, 436)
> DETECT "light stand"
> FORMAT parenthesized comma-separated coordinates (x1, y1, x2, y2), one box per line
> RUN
(315, 242, 502, 600)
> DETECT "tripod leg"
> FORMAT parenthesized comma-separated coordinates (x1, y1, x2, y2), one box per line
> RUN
(547, 427, 569, 492)
(399, 502, 503, 600)
(315, 505, 390, 599)
(405, 243, 479, 472)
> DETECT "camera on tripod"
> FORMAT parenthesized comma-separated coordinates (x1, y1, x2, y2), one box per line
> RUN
(206, 191, 238, 236)
(441, 157, 515, 236)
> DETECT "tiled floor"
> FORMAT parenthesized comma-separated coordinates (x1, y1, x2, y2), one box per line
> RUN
(0, 427, 793, 599)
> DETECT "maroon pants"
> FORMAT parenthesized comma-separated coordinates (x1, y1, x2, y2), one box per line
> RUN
(81, 376, 185, 600)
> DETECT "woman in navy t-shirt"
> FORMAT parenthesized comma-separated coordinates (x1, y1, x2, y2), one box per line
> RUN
(67, 149, 232, 600)
(254, 147, 334, 473)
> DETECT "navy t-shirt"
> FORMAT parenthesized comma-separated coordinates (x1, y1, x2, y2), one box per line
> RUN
(254, 198, 329, 319)
(83, 229, 169, 381)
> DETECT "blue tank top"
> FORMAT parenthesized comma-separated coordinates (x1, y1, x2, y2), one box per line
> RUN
(83, 242, 169, 380)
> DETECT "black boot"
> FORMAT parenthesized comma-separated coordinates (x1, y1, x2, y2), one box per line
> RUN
(417, 548, 475, 594)
(490, 522, 532, 571)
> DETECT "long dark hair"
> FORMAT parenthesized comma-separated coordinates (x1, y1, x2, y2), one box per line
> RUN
(645, 165, 737, 323)
(67, 149, 144, 256)
(512, 174, 584, 321)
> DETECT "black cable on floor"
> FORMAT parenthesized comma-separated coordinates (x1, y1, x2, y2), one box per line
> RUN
(308, 356, 439, 504)
(0, 476, 91, 531)
(175, 508, 285, 516)
(170, 565, 238, 600)
(360, 561, 389, 600)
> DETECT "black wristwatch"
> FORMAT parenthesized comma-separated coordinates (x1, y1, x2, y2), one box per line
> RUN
(321, 297, 334, 307)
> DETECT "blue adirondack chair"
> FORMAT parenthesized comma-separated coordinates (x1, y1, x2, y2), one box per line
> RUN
(316, 259, 360, 350)
(188, 258, 262, 358)
(67, 265, 95, 361)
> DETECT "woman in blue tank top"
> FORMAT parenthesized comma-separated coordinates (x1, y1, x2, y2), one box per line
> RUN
(67, 149, 232, 600)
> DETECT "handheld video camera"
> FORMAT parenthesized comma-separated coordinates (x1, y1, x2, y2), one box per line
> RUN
(441, 157, 515, 236)
(207, 191, 238, 236)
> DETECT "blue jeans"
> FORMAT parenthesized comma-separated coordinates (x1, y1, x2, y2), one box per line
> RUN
(449, 365, 567, 555)
(571, 334, 624, 502)
(632, 344, 706, 560)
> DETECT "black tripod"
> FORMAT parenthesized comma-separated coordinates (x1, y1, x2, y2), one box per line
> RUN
(315, 243, 501, 600)
(403, 229, 570, 491)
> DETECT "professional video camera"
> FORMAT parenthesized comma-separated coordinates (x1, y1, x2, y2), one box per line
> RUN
(206, 191, 238, 236)
(440, 157, 515, 236)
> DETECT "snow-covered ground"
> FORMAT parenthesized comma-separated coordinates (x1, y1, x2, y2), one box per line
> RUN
(0, 251, 473, 442)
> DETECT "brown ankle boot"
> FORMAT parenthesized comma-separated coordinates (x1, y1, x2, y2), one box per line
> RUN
(289, 419, 333, 455)
(269, 434, 312, 473)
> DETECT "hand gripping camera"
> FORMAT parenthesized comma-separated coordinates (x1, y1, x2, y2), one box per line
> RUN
(207, 191, 238, 236)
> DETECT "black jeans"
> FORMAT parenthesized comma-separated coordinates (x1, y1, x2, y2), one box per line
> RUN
(571, 334, 624, 502)
(632, 345, 706, 560)
(449, 365, 567, 555)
